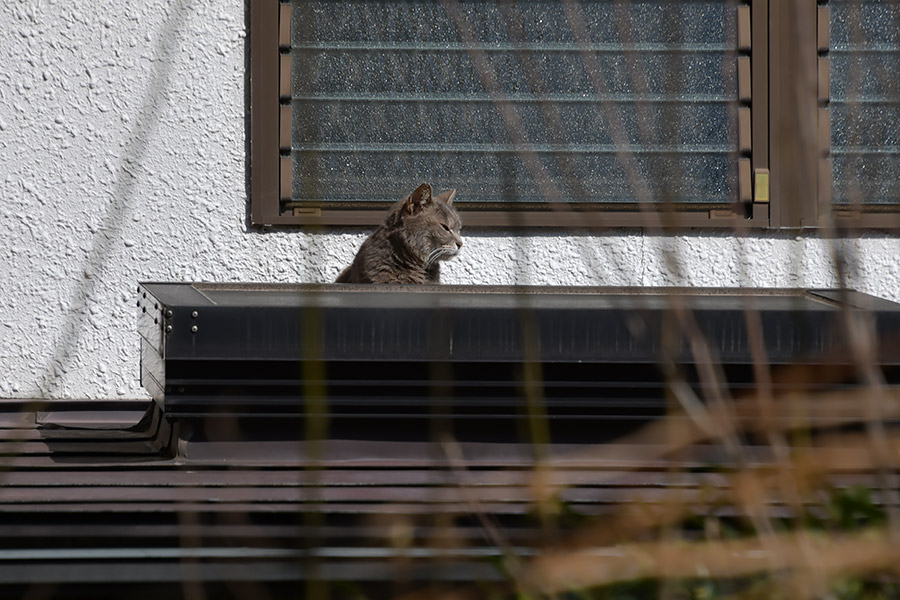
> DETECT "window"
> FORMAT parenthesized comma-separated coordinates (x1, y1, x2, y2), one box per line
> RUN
(824, 0, 900, 219)
(249, 0, 900, 228)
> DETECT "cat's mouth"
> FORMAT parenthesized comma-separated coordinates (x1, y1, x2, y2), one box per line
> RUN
(424, 245, 459, 270)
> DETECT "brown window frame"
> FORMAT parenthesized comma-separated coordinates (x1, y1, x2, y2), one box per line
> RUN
(802, 0, 900, 229)
(768, 0, 900, 229)
(249, 0, 900, 229)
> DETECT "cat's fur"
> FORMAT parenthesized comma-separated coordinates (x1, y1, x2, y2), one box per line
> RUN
(335, 183, 463, 284)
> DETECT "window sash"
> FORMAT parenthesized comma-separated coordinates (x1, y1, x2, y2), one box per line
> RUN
(289, 1, 743, 212)
(826, 0, 900, 208)
(249, 0, 900, 228)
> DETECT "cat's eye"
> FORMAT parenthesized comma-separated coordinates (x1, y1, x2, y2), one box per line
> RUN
(441, 223, 451, 232)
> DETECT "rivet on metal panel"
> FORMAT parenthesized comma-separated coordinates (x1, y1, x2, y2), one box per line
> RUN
(165, 325, 173, 333)
(165, 309, 173, 318)
(191, 325, 198, 333)
(192, 311, 199, 318)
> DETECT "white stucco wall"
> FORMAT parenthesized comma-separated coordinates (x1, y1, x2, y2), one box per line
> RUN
(1, 0, 898, 400)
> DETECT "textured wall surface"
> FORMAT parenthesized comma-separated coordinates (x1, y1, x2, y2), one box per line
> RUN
(0, 0, 898, 400)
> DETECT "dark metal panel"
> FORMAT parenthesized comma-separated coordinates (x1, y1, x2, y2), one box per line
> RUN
(0, 560, 504, 585)
(810, 289, 900, 312)
(136, 288, 165, 355)
(36, 410, 146, 429)
(769, 0, 819, 227)
(133, 284, 900, 421)
(751, 0, 769, 171)
(0, 409, 36, 429)
(147, 284, 897, 365)
(249, 0, 282, 225)
(0, 484, 724, 505)
(0, 429, 41, 441)
(0, 468, 866, 492)
(140, 338, 165, 405)
(139, 282, 215, 308)
(0, 501, 804, 518)
(0, 469, 730, 488)
(129, 284, 900, 444)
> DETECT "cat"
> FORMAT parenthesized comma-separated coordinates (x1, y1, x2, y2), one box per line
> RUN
(335, 183, 463, 284)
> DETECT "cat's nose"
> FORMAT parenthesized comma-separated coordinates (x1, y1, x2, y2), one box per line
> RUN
(455, 238, 463, 249)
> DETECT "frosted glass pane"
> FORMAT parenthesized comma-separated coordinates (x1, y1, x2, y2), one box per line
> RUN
(830, 0, 900, 205)
(291, 0, 739, 206)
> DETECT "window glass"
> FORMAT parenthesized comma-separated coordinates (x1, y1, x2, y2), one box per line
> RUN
(830, 0, 900, 205)
(290, 0, 739, 207)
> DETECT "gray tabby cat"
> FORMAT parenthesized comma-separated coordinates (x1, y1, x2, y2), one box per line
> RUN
(335, 183, 463, 284)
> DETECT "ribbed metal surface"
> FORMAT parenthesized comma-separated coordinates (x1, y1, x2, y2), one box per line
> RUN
(138, 284, 900, 418)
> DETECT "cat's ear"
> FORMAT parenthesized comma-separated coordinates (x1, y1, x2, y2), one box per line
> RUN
(435, 189, 457, 205)
(404, 183, 433, 215)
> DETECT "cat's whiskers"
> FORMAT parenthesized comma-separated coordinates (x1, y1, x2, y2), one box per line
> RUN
(424, 246, 458, 271)
(424, 248, 445, 270)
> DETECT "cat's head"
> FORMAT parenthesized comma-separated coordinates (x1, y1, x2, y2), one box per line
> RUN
(387, 182, 463, 268)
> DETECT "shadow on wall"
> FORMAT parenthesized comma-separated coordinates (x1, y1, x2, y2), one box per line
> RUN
(37, 0, 194, 399)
